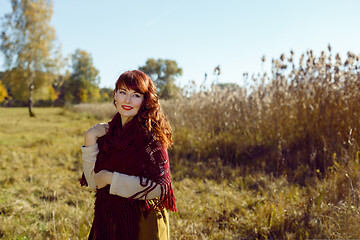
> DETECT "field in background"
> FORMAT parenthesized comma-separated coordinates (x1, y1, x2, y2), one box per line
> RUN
(1, 48, 360, 239)
(0, 105, 359, 239)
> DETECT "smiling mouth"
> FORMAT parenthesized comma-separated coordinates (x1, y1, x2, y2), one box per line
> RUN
(121, 105, 133, 111)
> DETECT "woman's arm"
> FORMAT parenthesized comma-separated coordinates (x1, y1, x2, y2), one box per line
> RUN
(110, 172, 161, 200)
(81, 144, 99, 189)
(81, 143, 161, 199)
(82, 123, 109, 189)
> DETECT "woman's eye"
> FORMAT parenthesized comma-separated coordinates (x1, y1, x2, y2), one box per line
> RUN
(119, 90, 126, 95)
(133, 94, 141, 98)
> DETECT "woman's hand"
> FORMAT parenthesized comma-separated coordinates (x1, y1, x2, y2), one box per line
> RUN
(94, 170, 113, 189)
(84, 123, 109, 147)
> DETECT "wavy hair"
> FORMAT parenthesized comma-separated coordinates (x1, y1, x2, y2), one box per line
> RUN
(113, 70, 173, 148)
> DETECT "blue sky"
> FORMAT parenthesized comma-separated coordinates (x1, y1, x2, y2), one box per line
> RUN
(1, 0, 360, 88)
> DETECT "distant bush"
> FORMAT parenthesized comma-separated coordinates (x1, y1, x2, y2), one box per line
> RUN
(34, 99, 54, 107)
(0, 98, 26, 107)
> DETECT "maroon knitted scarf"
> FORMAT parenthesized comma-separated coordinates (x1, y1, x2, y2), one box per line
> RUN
(80, 113, 177, 239)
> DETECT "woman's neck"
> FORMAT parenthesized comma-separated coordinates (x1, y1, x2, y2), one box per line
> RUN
(120, 115, 133, 126)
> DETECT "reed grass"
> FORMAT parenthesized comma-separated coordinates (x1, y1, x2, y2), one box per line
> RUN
(1, 47, 360, 239)
(161, 47, 360, 184)
(73, 47, 360, 183)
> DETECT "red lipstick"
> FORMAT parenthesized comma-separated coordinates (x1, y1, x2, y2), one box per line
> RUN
(121, 105, 133, 111)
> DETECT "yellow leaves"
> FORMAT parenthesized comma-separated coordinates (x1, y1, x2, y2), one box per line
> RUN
(76, 87, 101, 103)
(0, 80, 9, 103)
(91, 87, 101, 101)
(79, 88, 88, 102)
(2, 68, 29, 101)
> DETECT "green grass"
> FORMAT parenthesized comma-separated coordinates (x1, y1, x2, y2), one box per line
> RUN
(0, 107, 360, 239)
(0, 108, 98, 239)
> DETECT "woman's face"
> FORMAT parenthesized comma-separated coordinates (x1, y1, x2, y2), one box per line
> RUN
(114, 87, 144, 123)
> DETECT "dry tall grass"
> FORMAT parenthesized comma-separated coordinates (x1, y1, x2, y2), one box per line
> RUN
(68, 46, 360, 238)
(162, 47, 360, 184)
(2, 47, 359, 239)
(74, 47, 360, 183)
(0, 105, 358, 239)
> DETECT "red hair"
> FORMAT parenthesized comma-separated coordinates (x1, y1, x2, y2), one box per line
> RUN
(113, 70, 173, 148)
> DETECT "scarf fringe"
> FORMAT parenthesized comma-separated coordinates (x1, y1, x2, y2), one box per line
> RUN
(79, 172, 88, 187)
(94, 186, 141, 239)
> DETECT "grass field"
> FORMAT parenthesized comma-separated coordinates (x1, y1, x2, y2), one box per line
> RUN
(0, 107, 360, 239)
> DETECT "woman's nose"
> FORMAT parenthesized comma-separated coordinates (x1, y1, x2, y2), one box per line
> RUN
(125, 94, 131, 103)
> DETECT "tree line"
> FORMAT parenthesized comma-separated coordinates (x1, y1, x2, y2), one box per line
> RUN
(0, 0, 183, 116)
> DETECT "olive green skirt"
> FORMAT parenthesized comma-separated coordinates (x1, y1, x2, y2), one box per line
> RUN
(88, 208, 170, 240)
(137, 208, 169, 240)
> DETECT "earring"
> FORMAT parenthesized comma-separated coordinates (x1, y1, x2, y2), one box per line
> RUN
(114, 100, 117, 105)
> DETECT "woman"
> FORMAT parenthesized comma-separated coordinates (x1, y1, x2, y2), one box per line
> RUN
(80, 70, 177, 239)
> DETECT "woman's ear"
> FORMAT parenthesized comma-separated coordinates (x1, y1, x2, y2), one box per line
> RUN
(113, 90, 117, 106)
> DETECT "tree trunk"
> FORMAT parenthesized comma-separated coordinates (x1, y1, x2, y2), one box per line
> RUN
(28, 75, 35, 117)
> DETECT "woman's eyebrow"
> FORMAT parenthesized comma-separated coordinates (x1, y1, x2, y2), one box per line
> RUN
(118, 88, 141, 94)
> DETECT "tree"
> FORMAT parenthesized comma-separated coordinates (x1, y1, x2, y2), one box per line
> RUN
(139, 58, 182, 99)
(1, 67, 57, 105)
(63, 49, 100, 104)
(1, 0, 59, 116)
(99, 87, 113, 102)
